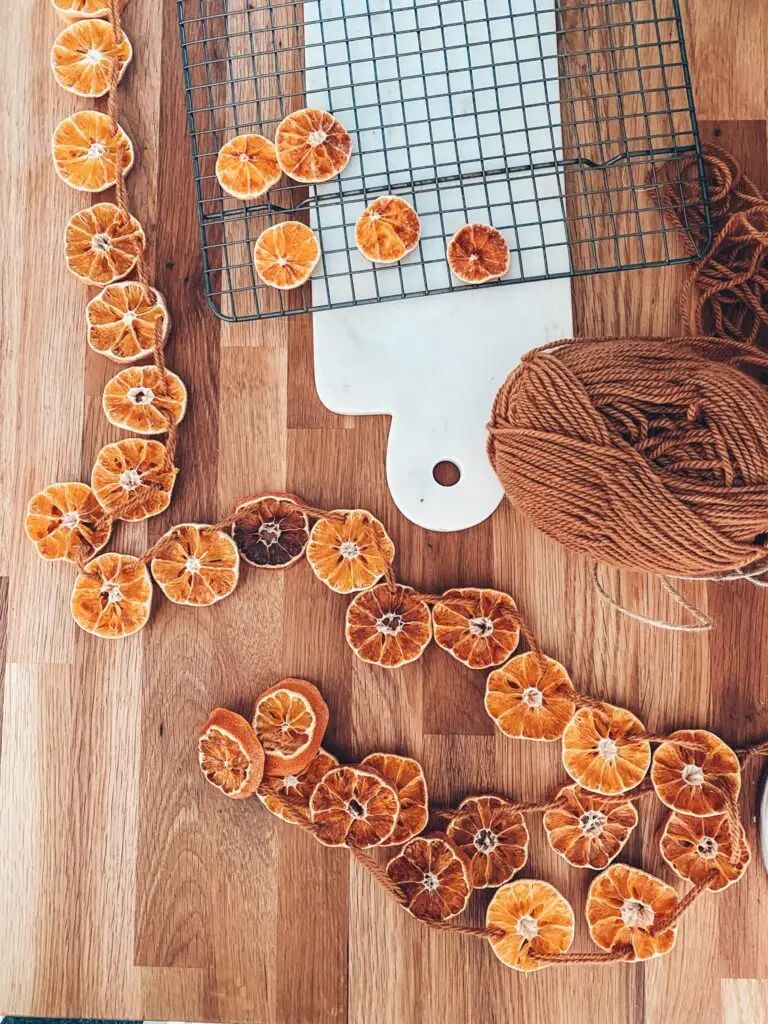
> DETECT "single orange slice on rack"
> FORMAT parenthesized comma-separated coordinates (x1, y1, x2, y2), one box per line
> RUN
(355, 196, 421, 263)
(275, 107, 352, 183)
(543, 784, 638, 870)
(432, 587, 520, 669)
(259, 747, 339, 826)
(232, 494, 309, 569)
(91, 437, 176, 521)
(252, 679, 329, 777)
(486, 879, 574, 972)
(485, 652, 576, 741)
(66, 203, 145, 285)
(52, 110, 134, 192)
(310, 764, 400, 847)
(361, 752, 429, 844)
(307, 509, 394, 594)
(51, 19, 132, 97)
(199, 707, 265, 799)
(651, 729, 741, 816)
(586, 863, 678, 962)
(71, 552, 152, 638)
(345, 584, 432, 668)
(562, 703, 651, 795)
(87, 282, 169, 361)
(103, 365, 186, 434)
(150, 524, 240, 607)
(253, 221, 320, 290)
(447, 223, 509, 284)
(659, 810, 750, 892)
(51, 0, 116, 19)
(446, 795, 529, 888)
(386, 834, 472, 921)
(215, 134, 281, 199)
(25, 482, 111, 562)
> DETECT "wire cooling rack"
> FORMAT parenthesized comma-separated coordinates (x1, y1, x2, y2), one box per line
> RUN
(176, 0, 710, 321)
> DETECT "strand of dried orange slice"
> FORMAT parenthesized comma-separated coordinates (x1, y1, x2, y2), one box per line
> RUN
(485, 652, 576, 741)
(52, 109, 134, 192)
(444, 795, 529, 888)
(310, 764, 400, 847)
(486, 880, 575, 971)
(65, 202, 145, 285)
(360, 753, 429, 844)
(71, 552, 152, 638)
(52, 0, 118, 19)
(385, 834, 472, 921)
(51, 18, 132, 97)
(91, 438, 177, 522)
(230, 494, 310, 569)
(307, 509, 394, 594)
(25, 482, 111, 563)
(87, 282, 170, 361)
(259, 748, 339, 826)
(585, 863, 679, 962)
(562, 702, 652, 794)
(658, 810, 750, 891)
(432, 587, 521, 669)
(345, 584, 432, 668)
(149, 524, 240, 607)
(251, 679, 329, 777)
(543, 784, 638, 869)
(199, 708, 265, 799)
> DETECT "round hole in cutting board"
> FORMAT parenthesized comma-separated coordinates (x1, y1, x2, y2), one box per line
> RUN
(433, 461, 461, 487)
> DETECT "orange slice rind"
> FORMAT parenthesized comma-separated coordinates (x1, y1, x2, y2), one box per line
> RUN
(199, 707, 265, 799)
(86, 282, 169, 361)
(51, 18, 132, 97)
(252, 679, 329, 777)
(432, 586, 520, 669)
(543, 784, 638, 869)
(215, 134, 281, 199)
(355, 195, 421, 263)
(310, 763, 400, 848)
(345, 584, 432, 668)
(52, 110, 134, 192)
(275, 107, 352, 183)
(103, 365, 186, 435)
(562, 703, 651, 795)
(71, 552, 152, 638)
(485, 652, 576, 741)
(66, 203, 145, 286)
(307, 509, 394, 594)
(486, 879, 575, 971)
(91, 437, 176, 522)
(586, 863, 678, 962)
(445, 795, 529, 888)
(447, 223, 509, 284)
(150, 524, 240, 607)
(386, 834, 472, 921)
(253, 221, 320, 290)
(232, 494, 309, 569)
(360, 752, 429, 845)
(25, 482, 111, 562)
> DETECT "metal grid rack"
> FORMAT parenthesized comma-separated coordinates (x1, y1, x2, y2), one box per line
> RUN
(176, 0, 710, 321)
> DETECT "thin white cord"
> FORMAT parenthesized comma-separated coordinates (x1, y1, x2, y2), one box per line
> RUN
(592, 564, 712, 632)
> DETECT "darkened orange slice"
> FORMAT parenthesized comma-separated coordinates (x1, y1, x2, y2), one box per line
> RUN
(199, 707, 265, 799)
(66, 203, 145, 286)
(355, 196, 421, 263)
(386, 834, 472, 921)
(150, 524, 240, 607)
(275, 107, 352, 183)
(307, 509, 394, 594)
(215, 134, 281, 199)
(345, 584, 432, 668)
(446, 795, 529, 888)
(51, 18, 132, 97)
(658, 810, 750, 892)
(253, 221, 320, 290)
(310, 764, 400, 847)
(91, 437, 176, 521)
(543, 784, 638, 869)
(259, 748, 339, 826)
(252, 679, 329, 777)
(447, 223, 509, 284)
(586, 863, 678, 962)
(486, 880, 574, 972)
(71, 552, 152, 638)
(232, 494, 309, 569)
(361, 752, 429, 844)
(562, 703, 651, 795)
(651, 729, 741, 816)
(103, 366, 186, 435)
(52, 110, 133, 192)
(432, 587, 520, 669)
(87, 282, 169, 361)
(25, 482, 110, 562)
(485, 652, 576, 741)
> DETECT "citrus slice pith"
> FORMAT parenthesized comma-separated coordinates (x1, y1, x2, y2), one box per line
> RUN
(445, 795, 529, 888)
(345, 584, 432, 668)
(252, 679, 329, 777)
(71, 552, 152, 638)
(275, 107, 352, 183)
(103, 366, 186, 435)
(253, 221, 320, 290)
(215, 134, 281, 199)
(25, 482, 111, 562)
(66, 203, 145, 286)
(91, 437, 176, 522)
(52, 110, 134, 192)
(586, 863, 678, 962)
(658, 810, 750, 892)
(51, 19, 132, 97)
(52, 0, 114, 19)
(310, 764, 400, 848)
(199, 707, 265, 799)
(259, 747, 339, 826)
(447, 223, 510, 284)
(386, 834, 472, 921)
(543, 784, 638, 869)
(150, 524, 240, 607)
(562, 703, 651, 795)
(86, 282, 169, 361)
(355, 196, 421, 263)
(485, 652, 576, 741)
(307, 509, 394, 594)
(486, 879, 574, 972)
(232, 494, 309, 569)
(432, 587, 520, 670)
(360, 752, 429, 845)
(651, 729, 741, 816)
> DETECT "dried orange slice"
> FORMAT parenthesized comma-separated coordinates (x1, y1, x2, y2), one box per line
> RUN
(486, 880, 574, 972)
(150, 524, 240, 607)
(485, 652, 576, 741)
(232, 494, 309, 569)
(199, 707, 265, 800)
(275, 107, 352, 183)
(52, 0, 115, 19)
(355, 196, 421, 263)
(447, 223, 510, 284)
(71, 552, 152, 638)
(310, 764, 400, 847)
(252, 679, 329, 777)
(345, 584, 432, 668)
(52, 110, 134, 192)
(586, 864, 678, 962)
(543, 784, 638, 870)
(386, 834, 471, 921)
(51, 19, 132, 97)
(445, 795, 529, 888)
(66, 203, 145, 285)
(659, 811, 750, 892)
(360, 752, 429, 845)
(87, 282, 169, 361)
(253, 221, 320, 290)
(103, 366, 186, 435)
(259, 747, 339, 826)
(432, 587, 520, 669)
(562, 703, 651, 795)
(215, 134, 281, 199)
(651, 729, 741, 816)
(91, 438, 176, 522)
(307, 509, 394, 594)
(25, 482, 110, 562)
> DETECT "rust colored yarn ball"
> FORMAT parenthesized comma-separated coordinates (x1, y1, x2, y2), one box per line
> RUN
(487, 337, 768, 577)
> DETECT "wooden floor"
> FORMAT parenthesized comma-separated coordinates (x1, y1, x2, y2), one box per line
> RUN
(2, 2, 768, 1022)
